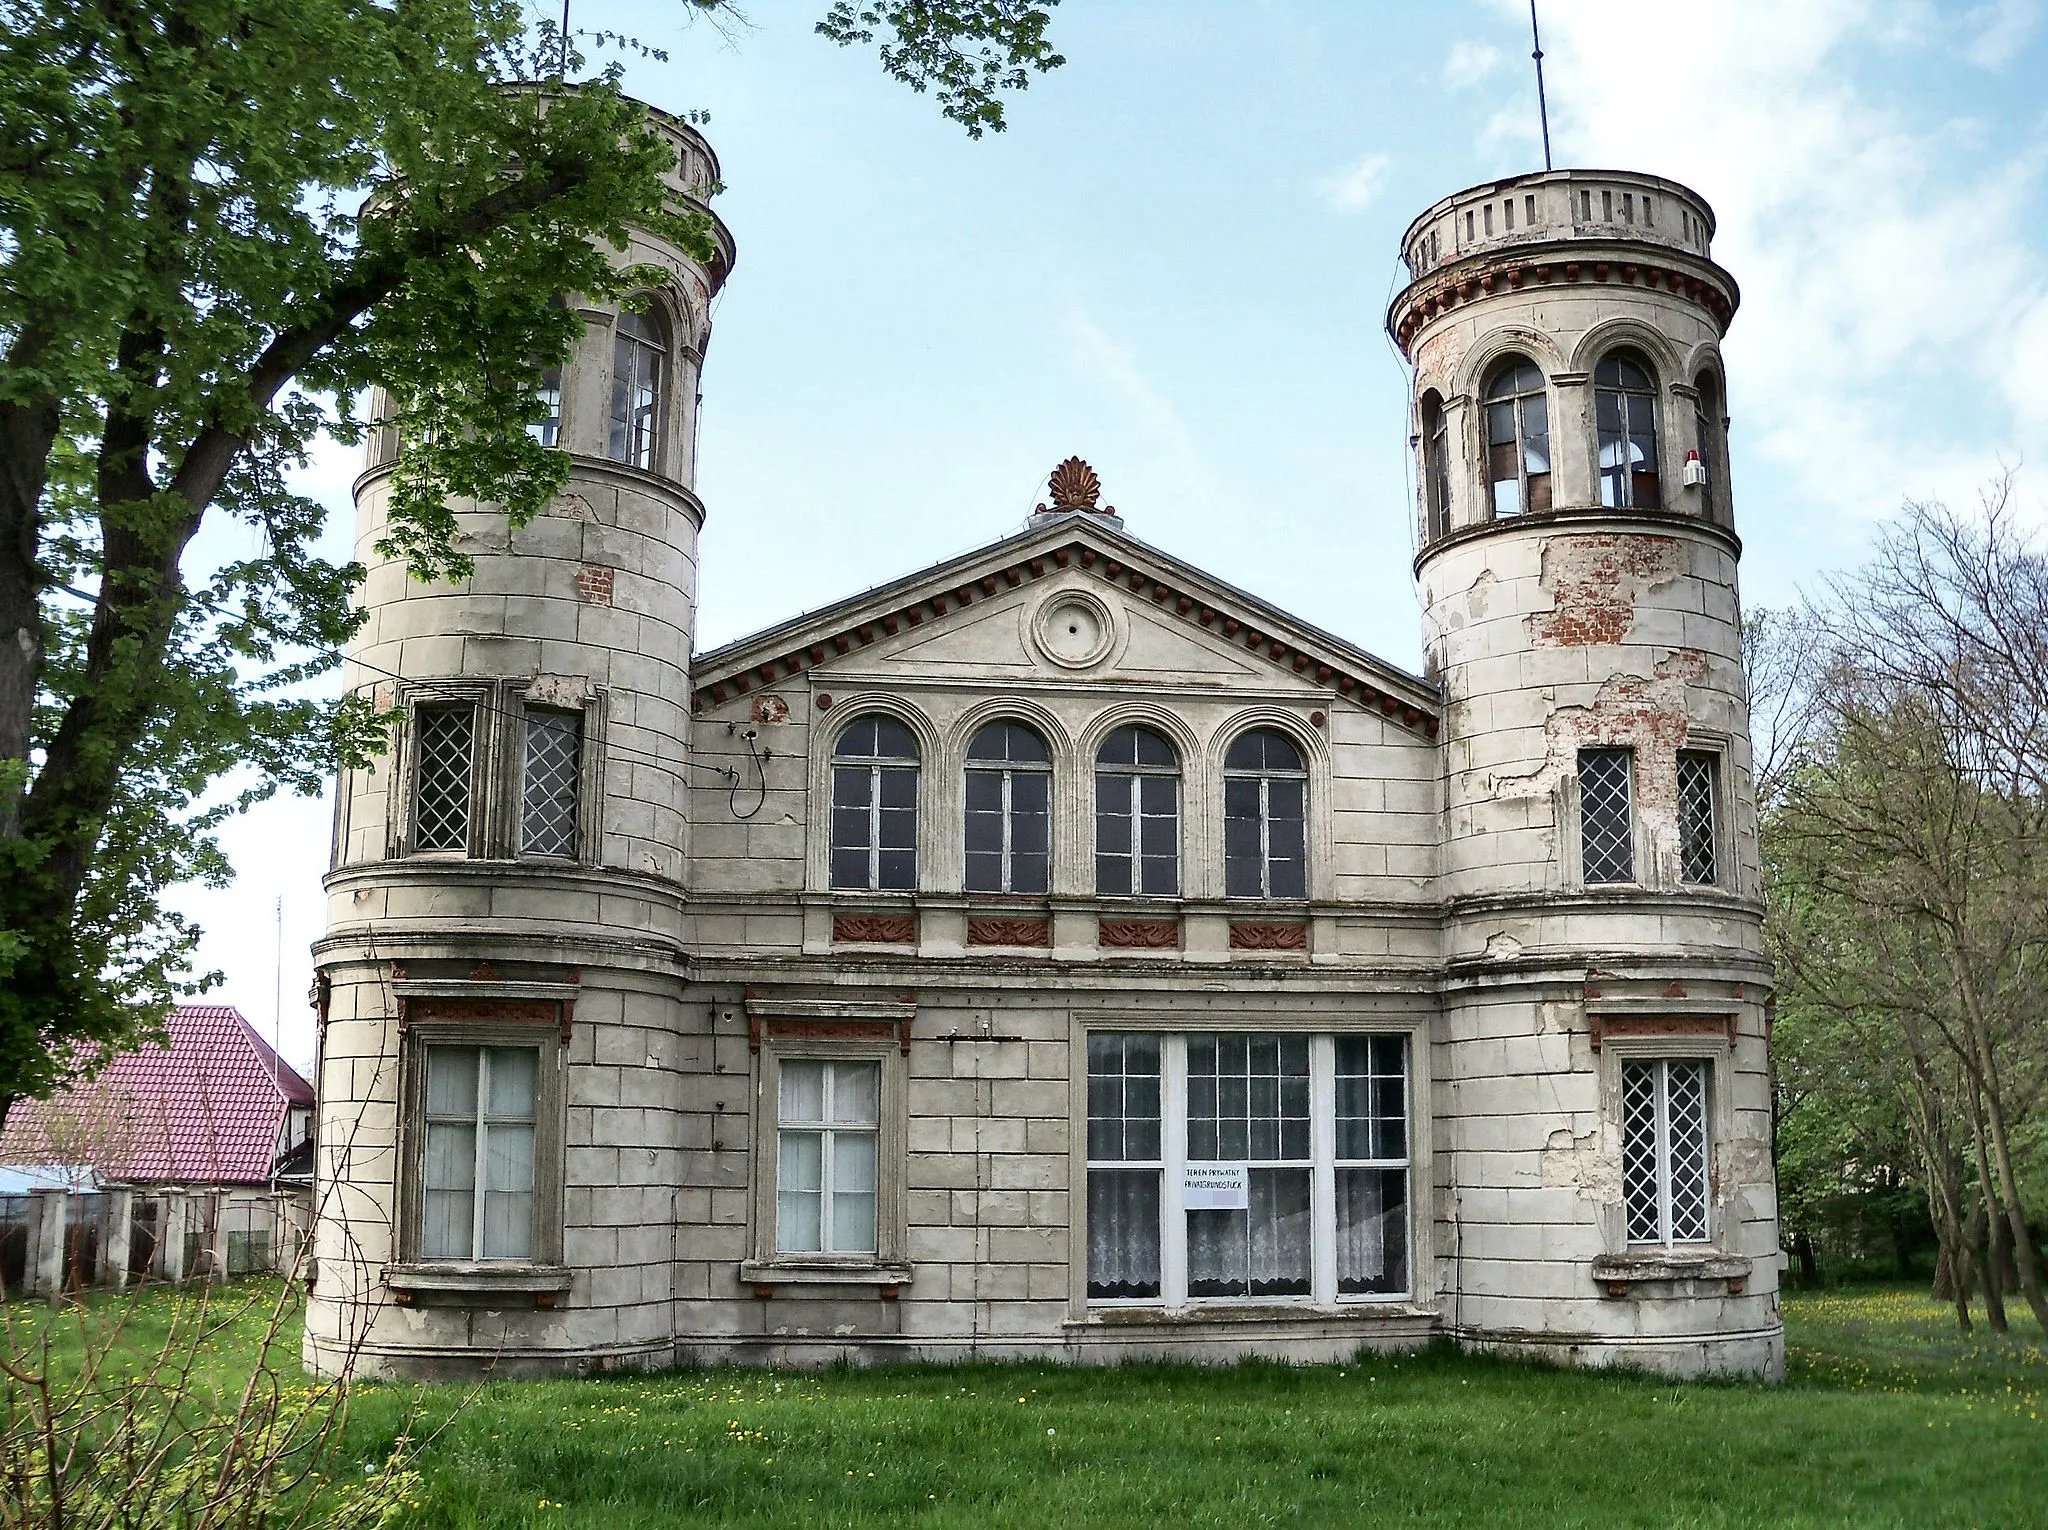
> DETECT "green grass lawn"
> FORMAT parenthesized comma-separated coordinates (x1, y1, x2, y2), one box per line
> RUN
(8, 1283, 2046, 1529)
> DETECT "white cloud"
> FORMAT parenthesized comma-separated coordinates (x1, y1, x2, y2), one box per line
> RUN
(1513, 0, 2048, 531)
(1443, 40, 1503, 88)
(1315, 152, 1391, 214)
(1963, 0, 2040, 66)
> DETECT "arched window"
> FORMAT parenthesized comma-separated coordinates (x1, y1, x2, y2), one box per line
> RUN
(1484, 360, 1550, 518)
(1596, 352, 1661, 508)
(1693, 371, 1724, 523)
(965, 721, 1051, 894)
(1420, 391, 1451, 541)
(528, 295, 567, 449)
(831, 716, 919, 891)
(1095, 726, 1180, 897)
(607, 308, 665, 470)
(1223, 729, 1307, 899)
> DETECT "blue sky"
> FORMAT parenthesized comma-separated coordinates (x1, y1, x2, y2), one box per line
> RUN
(181, 0, 2048, 1065)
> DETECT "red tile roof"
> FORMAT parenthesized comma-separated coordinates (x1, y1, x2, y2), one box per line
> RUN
(0, 1005, 312, 1187)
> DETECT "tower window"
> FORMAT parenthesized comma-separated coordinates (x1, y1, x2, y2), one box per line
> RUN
(1484, 359, 1551, 518)
(1622, 1058, 1711, 1245)
(1578, 747, 1635, 884)
(1580, 188, 1592, 221)
(1483, 203, 1494, 236)
(411, 704, 476, 854)
(529, 365, 562, 448)
(1596, 353, 1662, 509)
(1096, 725, 1181, 897)
(832, 716, 920, 892)
(1693, 371, 1725, 523)
(1643, 195, 1655, 228)
(1465, 209, 1474, 243)
(965, 720, 1051, 894)
(1503, 198, 1514, 231)
(1602, 188, 1613, 221)
(607, 308, 665, 471)
(1224, 729, 1308, 900)
(1678, 751, 1719, 886)
(421, 1044, 539, 1261)
(1526, 193, 1537, 225)
(1420, 390, 1451, 541)
(520, 708, 582, 859)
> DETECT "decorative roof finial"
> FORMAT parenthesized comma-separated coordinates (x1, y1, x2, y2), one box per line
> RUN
(1035, 457, 1115, 517)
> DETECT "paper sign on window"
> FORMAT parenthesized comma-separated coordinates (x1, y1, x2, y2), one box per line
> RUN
(1181, 1163, 1249, 1210)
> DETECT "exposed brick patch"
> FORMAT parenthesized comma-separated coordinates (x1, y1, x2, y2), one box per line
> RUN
(967, 917, 1050, 947)
(574, 564, 614, 605)
(1527, 534, 1679, 647)
(1099, 918, 1178, 949)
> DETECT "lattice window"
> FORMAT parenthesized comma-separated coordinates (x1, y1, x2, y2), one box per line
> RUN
(1677, 751, 1718, 885)
(521, 709, 582, 858)
(411, 705, 475, 854)
(1622, 1058, 1711, 1245)
(1578, 748, 1634, 884)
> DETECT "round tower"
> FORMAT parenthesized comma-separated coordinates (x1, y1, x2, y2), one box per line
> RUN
(1389, 171, 1781, 1376)
(306, 104, 734, 1377)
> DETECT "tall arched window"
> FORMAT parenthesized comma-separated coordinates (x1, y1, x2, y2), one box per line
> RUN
(965, 721, 1051, 894)
(1693, 370, 1724, 523)
(1484, 360, 1550, 518)
(1419, 390, 1451, 541)
(1224, 729, 1307, 900)
(1596, 352, 1661, 508)
(831, 717, 919, 891)
(1096, 726, 1180, 896)
(608, 308, 665, 470)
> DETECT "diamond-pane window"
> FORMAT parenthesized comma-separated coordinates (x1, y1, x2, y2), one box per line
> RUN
(1579, 748, 1634, 884)
(1622, 1058, 1711, 1245)
(1678, 751, 1718, 885)
(412, 705, 474, 853)
(521, 709, 582, 858)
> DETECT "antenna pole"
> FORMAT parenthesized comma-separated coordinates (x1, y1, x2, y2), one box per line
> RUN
(559, 0, 572, 79)
(1530, 0, 1553, 172)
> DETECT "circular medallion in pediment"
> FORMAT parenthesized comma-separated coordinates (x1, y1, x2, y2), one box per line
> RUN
(1030, 588, 1120, 669)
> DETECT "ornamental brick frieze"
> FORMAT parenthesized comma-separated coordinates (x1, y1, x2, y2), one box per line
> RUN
(1227, 921, 1308, 951)
(965, 917, 1051, 948)
(833, 913, 917, 944)
(1098, 918, 1179, 949)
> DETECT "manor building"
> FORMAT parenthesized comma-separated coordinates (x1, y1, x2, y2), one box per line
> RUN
(306, 108, 1782, 1379)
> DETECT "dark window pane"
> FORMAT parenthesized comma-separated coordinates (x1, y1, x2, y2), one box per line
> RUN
(832, 767, 871, 810)
(1010, 852, 1049, 895)
(1224, 777, 1260, 819)
(964, 850, 1003, 891)
(1140, 854, 1178, 895)
(965, 771, 1003, 812)
(1268, 855, 1306, 900)
(878, 806, 917, 852)
(831, 849, 869, 890)
(879, 768, 917, 810)
(1098, 854, 1133, 896)
(835, 718, 878, 758)
(1141, 775, 1177, 813)
(873, 719, 917, 759)
(831, 806, 870, 850)
(1135, 729, 1176, 768)
(876, 850, 916, 890)
(1011, 771, 1050, 816)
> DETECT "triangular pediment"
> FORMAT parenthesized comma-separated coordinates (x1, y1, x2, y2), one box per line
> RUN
(691, 514, 1439, 735)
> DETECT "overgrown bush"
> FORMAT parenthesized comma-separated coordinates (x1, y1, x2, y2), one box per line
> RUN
(0, 1280, 421, 1529)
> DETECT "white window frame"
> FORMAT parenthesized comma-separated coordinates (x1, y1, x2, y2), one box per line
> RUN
(745, 1033, 910, 1282)
(1094, 730, 1181, 898)
(1076, 1027, 1421, 1311)
(964, 729, 1053, 895)
(1620, 1055, 1714, 1247)
(774, 1058, 882, 1256)
(830, 717, 921, 893)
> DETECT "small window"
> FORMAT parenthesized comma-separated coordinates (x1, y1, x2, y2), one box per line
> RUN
(1602, 188, 1613, 221)
(1525, 193, 1536, 225)
(421, 1045, 539, 1261)
(831, 716, 920, 892)
(1622, 1058, 1711, 1244)
(1223, 730, 1308, 900)
(1483, 203, 1494, 236)
(1579, 747, 1634, 884)
(607, 308, 665, 470)
(521, 709, 581, 858)
(776, 1059, 880, 1255)
(1484, 360, 1552, 518)
(411, 704, 476, 854)
(965, 721, 1051, 894)
(1678, 751, 1719, 885)
(1420, 390, 1451, 541)
(1095, 726, 1180, 897)
(1086, 1033, 1163, 1300)
(529, 364, 562, 448)
(1596, 353, 1661, 509)
(1580, 188, 1592, 221)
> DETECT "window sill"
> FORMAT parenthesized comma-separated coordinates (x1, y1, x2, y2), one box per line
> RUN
(739, 1260, 914, 1291)
(383, 1263, 574, 1306)
(1592, 1249, 1751, 1296)
(1075, 1300, 1431, 1327)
